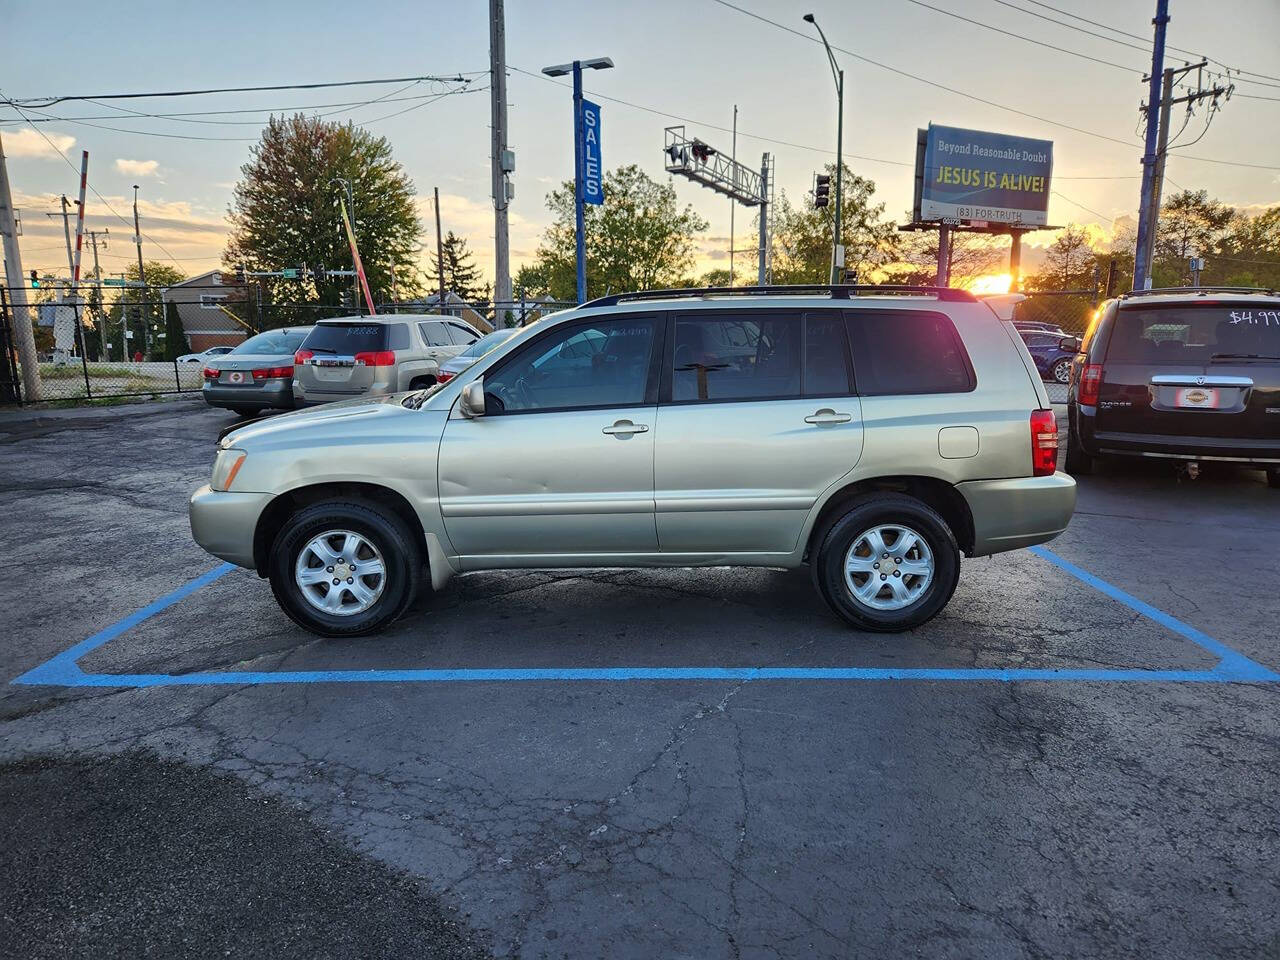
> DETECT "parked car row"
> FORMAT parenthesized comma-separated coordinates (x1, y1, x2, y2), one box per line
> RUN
(200, 314, 490, 416)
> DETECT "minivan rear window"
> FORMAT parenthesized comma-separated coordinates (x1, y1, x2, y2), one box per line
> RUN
(1108, 305, 1280, 364)
(301, 323, 387, 354)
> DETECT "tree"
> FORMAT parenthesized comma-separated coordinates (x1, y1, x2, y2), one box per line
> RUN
(1152, 189, 1234, 286)
(884, 230, 1003, 287)
(163, 301, 188, 361)
(224, 115, 422, 312)
(107, 261, 186, 360)
(515, 164, 708, 300)
(1028, 225, 1096, 292)
(431, 231, 486, 304)
(768, 164, 898, 284)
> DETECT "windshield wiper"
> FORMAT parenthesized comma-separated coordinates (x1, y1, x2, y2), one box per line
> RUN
(307, 345, 337, 355)
(1210, 352, 1280, 361)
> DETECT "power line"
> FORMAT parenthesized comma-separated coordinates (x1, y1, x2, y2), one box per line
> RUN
(4, 74, 482, 108)
(901, 0, 1142, 73)
(709, 0, 1280, 172)
(984, 0, 1151, 55)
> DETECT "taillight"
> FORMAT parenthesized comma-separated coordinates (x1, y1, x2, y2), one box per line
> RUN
(354, 350, 396, 367)
(1077, 363, 1102, 405)
(1030, 409, 1059, 477)
(436, 370, 454, 383)
(252, 365, 294, 380)
(293, 349, 314, 365)
(203, 366, 219, 379)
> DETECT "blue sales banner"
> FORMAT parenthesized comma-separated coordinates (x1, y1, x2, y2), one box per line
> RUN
(919, 124, 1053, 226)
(580, 99, 603, 205)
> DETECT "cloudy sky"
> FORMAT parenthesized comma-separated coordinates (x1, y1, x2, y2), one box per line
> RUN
(3, 0, 1278, 287)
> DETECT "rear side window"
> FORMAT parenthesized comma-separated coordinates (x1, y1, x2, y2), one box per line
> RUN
(804, 313, 852, 396)
(301, 323, 387, 354)
(1106, 305, 1280, 364)
(846, 311, 974, 395)
(672, 314, 800, 401)
(418, 322, 453, 347)
(387, 324, 410, 350)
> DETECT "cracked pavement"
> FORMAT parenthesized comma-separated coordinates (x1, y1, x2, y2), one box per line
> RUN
(2, 399, 1279, 959)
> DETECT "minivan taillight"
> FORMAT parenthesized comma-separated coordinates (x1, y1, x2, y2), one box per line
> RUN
(354, 350, 396, 367)
(1077, 363, 1102, 405)
(1031, 409, 1059, 477)
(294, 349, 314, 365)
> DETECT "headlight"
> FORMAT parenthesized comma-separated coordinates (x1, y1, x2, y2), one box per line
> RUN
(211, 448, 247, 491)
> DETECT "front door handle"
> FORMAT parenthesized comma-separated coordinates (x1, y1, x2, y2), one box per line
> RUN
(804, 409, 853, 425)
(602, 419, 649, 436)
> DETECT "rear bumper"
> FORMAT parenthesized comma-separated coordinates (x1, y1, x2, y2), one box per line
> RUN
(189, 484, 272, 569)
(293, 378, 394, 406)
(203, 380, 294, 410)
(1075, 406, 1280, 463)
(957, 473, 1077, 557)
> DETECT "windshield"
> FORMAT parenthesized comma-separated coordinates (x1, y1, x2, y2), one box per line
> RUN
(458, 328, 516, 359)
(229, 328, 310, 355)
(1108, 304, 1280, 364)
(301, 322, 388, 354)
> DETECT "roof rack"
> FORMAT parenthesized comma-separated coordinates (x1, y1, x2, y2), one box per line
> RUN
(1119, 286, 1280, 299)
(581, 284, 978, 309)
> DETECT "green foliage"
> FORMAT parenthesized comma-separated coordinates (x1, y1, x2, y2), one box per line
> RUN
(224, 115, 423, 308)
(163, 301, 187, 361)
(768, 164, 897, 284)
(515, 164, 708, 300)
(1027, 225, 1096, 292)
(430, 232, 486, 304)
(106, 261, 185, 360)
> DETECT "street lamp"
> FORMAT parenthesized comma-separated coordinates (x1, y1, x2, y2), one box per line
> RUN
(803, 13, 844, 285)
(542, 56, 614, 304)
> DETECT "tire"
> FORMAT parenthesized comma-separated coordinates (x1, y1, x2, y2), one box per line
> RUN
(1267, 468, 1280, 490)
(226, 405, 262, 417)
(1064, 417, 1094, 475)
(1052, 358, 1072, 384)
(813, 494, 961, 633)
(268, 500, 423, 637)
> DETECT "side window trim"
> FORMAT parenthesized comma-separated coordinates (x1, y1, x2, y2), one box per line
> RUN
(480, 313, 663, 416)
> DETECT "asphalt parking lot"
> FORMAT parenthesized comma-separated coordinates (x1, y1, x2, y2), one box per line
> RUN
(3, 397, 1279, 959)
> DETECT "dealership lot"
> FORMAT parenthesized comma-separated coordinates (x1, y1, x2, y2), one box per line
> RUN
(3, 399, 1279, 958)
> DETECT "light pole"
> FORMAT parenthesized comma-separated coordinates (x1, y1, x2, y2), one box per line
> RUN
(329, 177, 357, 312)
(803, 13, 844, 284)
(542, 57, 613, 304)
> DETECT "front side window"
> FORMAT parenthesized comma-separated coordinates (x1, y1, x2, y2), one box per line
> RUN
(671, 314, 800, 401)
(846, 311, 974, 396)
(419, 322, 453, 347)
(482, 317, 657, 414)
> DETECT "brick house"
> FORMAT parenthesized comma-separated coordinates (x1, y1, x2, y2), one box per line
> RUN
(161, 271, 251, 352)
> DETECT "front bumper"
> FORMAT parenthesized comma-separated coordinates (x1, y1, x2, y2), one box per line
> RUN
(189, 484, 273, 569)
(957, 472, 1077, 557)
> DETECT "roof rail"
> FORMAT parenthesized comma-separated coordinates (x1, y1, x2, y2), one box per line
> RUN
(580, 284, 978, 309)
(1119, 286, 1280, 299)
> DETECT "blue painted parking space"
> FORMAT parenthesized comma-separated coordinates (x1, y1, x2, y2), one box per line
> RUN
(13, 547, 1277, 688)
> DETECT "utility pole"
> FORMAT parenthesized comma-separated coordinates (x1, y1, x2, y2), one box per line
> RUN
(757, 153, 770, 285)
(132, 184, 148, 355)
(729, 104, 737, 285)
(0, 130, 43, 400)
(86, 228, 108, 358)
(489, 0, 512, 313)
(1132, 0, 1169, 291)
(433, 186, 446, 310)
(47, 196, 75, 277)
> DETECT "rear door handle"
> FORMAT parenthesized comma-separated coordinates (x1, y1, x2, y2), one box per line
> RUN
(602, 419, 649, 436)
(804, 409, 853, 425)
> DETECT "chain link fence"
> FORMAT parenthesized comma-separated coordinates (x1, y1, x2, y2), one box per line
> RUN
(1013, 289, 1098, 336)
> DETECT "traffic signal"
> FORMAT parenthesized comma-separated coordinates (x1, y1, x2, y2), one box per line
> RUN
(690, 140, 716, 164)
(29, 270, 39, 288)
(234, 263, 247, 283)
(813, 174, 831, 209)
(311, 266, 326, 283)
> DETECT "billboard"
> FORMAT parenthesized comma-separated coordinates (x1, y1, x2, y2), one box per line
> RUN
(914, 124, 1053, 227)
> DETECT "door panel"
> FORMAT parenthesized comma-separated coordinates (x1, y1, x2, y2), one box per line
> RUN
(654, 398, 863, 553)
(438, 407, 658, 559)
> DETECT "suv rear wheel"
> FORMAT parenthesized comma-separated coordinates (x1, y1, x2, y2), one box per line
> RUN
(813, 494, 961, 632)
(268, 500, 423, 637)
(1065, 418, 1094, 475)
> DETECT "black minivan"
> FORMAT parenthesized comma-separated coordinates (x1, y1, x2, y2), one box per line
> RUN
(1066, 288, 1280, 487)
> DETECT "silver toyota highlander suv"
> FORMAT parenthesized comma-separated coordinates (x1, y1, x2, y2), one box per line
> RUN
(190, 286, 1076, 637)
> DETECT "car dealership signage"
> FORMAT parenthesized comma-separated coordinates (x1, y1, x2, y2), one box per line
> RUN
(913, 124, 1054, 227)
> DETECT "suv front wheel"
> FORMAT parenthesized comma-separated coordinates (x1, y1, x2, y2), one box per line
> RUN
(268, 500, 423, 637)
(814, 494, 961, 632)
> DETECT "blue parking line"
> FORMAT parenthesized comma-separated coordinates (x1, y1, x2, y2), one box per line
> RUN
(11, 550, 1279, 688)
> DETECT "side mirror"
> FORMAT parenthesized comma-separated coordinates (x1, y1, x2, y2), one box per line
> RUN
(460, 379, 486, 418)
(1059, 336, 1082, 353)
